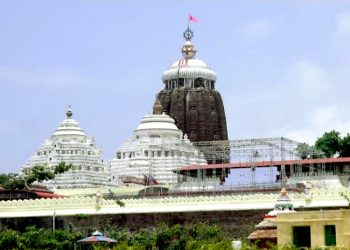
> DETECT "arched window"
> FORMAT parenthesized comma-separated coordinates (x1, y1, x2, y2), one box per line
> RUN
(194, 78, 204, 88)
(178, 78, 184, 87)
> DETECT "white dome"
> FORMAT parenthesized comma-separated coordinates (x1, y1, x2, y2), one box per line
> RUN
(135, 113, 179, 131)
(171, 58, 208, 68)
(162, 58, 217, 82)
(162, 38, 217, 82)
(52, 118, 86, 137)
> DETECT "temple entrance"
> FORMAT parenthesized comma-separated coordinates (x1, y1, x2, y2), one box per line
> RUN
(293, 226, 311, 248)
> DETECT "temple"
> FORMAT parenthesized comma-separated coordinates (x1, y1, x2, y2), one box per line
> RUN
(109, 100, 207, 185)
(21, 106, 115, 189)
(154, 27, 229, 163)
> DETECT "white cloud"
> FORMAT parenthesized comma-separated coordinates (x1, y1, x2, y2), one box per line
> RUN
(0, 65, 85, 89)
(227, 59, 338, 143)
(285, 60, 331, 99)
(261, 59, 350, 144)
(284, 105, 350, 144)
(238, 19, 274, 41)
(229, 56, 350, 146)
(284, 105, 338, 143)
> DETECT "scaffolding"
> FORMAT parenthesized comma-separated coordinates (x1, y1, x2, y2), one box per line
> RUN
(119, 136, 333, 188)
(193, 137, 327, 181)
(194, 137, 299, 162)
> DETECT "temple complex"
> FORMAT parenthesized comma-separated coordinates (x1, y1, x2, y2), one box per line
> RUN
(109, 101, 207, 185)
(21, 107, 115, 189)
(154, 27, 229, 163)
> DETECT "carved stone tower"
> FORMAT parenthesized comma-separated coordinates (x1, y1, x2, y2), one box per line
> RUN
(154, 27, 229, 163)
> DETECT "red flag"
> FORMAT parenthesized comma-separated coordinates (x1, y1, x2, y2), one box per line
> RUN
(188, 14, 199, 23)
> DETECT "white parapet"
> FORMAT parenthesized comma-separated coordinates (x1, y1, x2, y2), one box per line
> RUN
(0, 188, 348, 218)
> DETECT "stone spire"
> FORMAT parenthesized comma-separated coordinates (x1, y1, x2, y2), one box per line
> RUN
(154, 26, 229, 164)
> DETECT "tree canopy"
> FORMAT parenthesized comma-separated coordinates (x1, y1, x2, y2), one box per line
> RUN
(296, 143, 315, 159)
(0, 223, 232, 250)
(294, 130, 350, 159)
(303, 130, 350, 158)
(0, 173, 25, 190)
(315, 130, 341, 158)
(0, 162, 72, 190)
(340, 133, 350, 157)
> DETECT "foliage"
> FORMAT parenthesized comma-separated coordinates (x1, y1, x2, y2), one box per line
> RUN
(0, 228, 21, 249)
(76, 222, 229, 250)
(3, 223, 349, 250)
(340, 133, 350, 157)
(314, 130, 350, 158)
(315, 130, 341, 158)
(296, 143, 318, 159)
(26, 165, 55, 184)
(54, 162, 73, 175)
(75, 213, 90, 221)
(0, 226, 82, 250)
(0, 162, 73, 190)
(0, 223, 231, 250)
(0, 173, 10, 186)
(296, 142, 308, 159)
(0, 174, 26, 190)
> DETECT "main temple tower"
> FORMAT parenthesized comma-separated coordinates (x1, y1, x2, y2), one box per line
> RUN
(154, 27, 229, 163)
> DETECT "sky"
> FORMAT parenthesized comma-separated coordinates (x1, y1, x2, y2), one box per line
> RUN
(1, 0, 350, 173)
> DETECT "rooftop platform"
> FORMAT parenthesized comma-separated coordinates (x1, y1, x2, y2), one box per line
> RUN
(179, 157, 350, 171)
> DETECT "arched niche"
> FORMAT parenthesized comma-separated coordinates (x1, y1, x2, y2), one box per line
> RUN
(194, 77, 204, 88)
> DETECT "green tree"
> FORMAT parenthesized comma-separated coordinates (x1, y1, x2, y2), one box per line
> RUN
(296, 143, 312, 159)
(0, 223, 234, 250)
(155, 224, 171, 249)
(1, 162, 73, 190)
(315, 130, 341, 158)
(0, 229, 21, 249)
(54, 162, 73, 175)
(0, 173, 26, 190)
(26, 165, 55, 184)
(0, 173, 10, 186)
(2, 177, 26, 190)
(340, 133, 350, 157)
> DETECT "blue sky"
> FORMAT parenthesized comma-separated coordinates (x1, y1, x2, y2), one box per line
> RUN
(1, 0, 350, 173)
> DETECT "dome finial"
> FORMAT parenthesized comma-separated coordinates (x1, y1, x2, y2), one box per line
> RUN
(181, 27, 197, 59)
(183, 26, 194, 41)
(66, 105, 73, 118)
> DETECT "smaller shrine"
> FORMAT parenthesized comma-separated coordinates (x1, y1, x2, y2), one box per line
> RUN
(109, 101, 207, 185)
(248, 188, 295, 249)
(21, 106, 115, 189)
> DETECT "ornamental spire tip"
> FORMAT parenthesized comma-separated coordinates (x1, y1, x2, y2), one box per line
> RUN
(181, 27, 196, 59)
(66, 105, 73, 119)
(183, 26, 194, 41)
